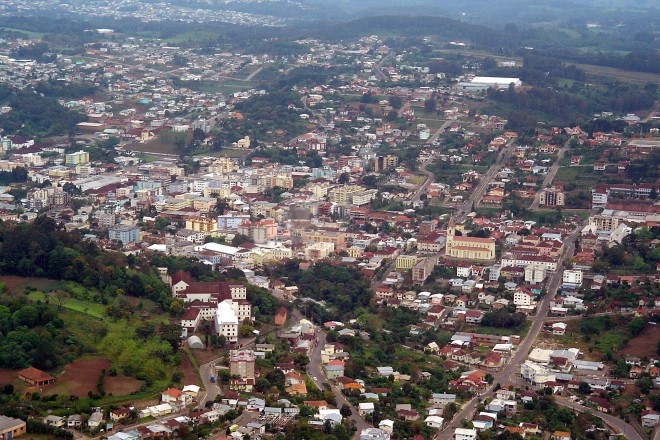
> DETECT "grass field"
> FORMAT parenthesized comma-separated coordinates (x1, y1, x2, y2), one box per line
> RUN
(0, 27, 45, 39)
(27, 291, 106, 319)
(165, 31, 220, 44)
(555, 165, 593, 181)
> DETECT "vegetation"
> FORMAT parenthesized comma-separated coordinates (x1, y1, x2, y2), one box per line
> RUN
(0, 86, 87, 137)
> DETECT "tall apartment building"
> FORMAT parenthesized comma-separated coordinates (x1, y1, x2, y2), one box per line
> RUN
(229, 349, 256, 379)
(237, 218, 277, 244)
(539, 186, 565, 207)
(65, 150, 90, 166)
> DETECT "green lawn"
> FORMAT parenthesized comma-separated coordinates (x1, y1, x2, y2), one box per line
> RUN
(555, 165, 593, 181)
(28, 291, 107, 319)
(0, 27, 45, 39)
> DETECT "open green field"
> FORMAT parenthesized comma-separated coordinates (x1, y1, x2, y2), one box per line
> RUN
(164, 31, 220, 44)
(555, 165, 598, 183)
(0, 27, 45, 39)
(28, 290, 107, 319)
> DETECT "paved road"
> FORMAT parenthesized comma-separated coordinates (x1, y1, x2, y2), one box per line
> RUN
(437, 223, 582, 439)
(555, 396, 643, 440)
(453, 140, 517, 223)
(410, 121, 452, 203)
(307, 329, 372, 435)
(529, 140, 571, 210)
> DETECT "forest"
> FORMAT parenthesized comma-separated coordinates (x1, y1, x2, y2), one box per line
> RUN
(0, 217, 172, 308)
(0, 86, 87, 137)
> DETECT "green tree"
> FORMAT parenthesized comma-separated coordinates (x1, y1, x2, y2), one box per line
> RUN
(628, 317, 645, 336)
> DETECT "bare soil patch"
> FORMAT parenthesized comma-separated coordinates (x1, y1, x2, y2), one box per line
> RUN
(0, 369, 17, 385)
(619, 324, 660, 359)
(180, 352, 201, 387)
(44, 358, 143, 397)
(0, 276, 61, 294)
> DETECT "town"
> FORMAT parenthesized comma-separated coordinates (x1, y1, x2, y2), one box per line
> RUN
(0, 6, 658, 440)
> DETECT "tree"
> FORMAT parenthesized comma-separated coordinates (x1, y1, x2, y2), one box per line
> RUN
(578, 382, 592, 394)
(628, 317, 645, 336)
(232, 234, 253, 247)
(338, 172, 349, 184)
(340, 403, 352, 417)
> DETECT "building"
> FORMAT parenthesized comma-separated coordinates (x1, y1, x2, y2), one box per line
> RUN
(454, 428, 477, 440)
(524, 264, 546, 284)
(215, 302, 240, 342)
(230, 349, 256, 380)
(237, 219, 277, 244)
(396, 255, 417, 270)
(65, 150, 90, 166)
(445, 222, 495, 261)
(521, 361, 555, 386)
(0, 416, 26, 440)
(108, 225, 141, 244)
(458, 76, 521, 92)
(539, 186, 565, 207)
(358, 428, 390, 440)
(18, 367, 55, 386)
(562, 269, 583, 288)
(328, 185, 365, 204)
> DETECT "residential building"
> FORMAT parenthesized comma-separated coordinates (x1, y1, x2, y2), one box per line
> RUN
(108, 225, 141, 244)
(539, 186, 565, 207)
(229, 349, 256, 380)
(454, 428, 478, 440)
(0, 416, 26, 440)
(65, 150, 90, 165)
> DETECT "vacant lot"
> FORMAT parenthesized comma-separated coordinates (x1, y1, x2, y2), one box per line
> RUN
(619, 324, 660, 359)
(45, 358, 143, 397)
(0, 276, 61, 294)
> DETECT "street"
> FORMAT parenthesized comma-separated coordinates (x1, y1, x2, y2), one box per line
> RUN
(436, 222, 605, 439)
(529, 140, 571, 210)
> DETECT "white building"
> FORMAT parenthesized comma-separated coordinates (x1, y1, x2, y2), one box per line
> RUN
(513, 290, 534, 307)
(215, 301, 239, 342)
(520, 361, 555, 386)
(524, 264, 546, 284)
(562, 269, 583, 288)
(458, 76, 521, 92)
(454, 428, 477, 440)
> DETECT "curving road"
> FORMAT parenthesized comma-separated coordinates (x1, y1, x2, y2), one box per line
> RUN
(555, 396, 642, 440)
(437, 223, 585, 439)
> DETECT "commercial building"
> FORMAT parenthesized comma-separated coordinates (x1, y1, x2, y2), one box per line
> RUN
(458, 76, 521, 92)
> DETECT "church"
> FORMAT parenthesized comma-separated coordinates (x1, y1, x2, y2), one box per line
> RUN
(445, 221, 496, 261)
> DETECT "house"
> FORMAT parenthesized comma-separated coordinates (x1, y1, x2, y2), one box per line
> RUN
(552, 431, 571, 440)
(110, 408, 132, 422)
(44, 416, 65, 427)
(375, 420, 393, 435)
(641, 411, 659, 428)
(18, 366, 55, 386)
(431, 393, 456, 405)
(358, 402, 375, 416)
(67, 415, 83, 428)
(424, 415, 444, 429)
(0, 416, 27, 440)
(454, 428, 477, 440)
(87, 411, 104, 429)
(588, 396, 613, 413)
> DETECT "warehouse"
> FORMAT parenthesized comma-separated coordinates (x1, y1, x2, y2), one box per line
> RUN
(458, 76, 521, 92)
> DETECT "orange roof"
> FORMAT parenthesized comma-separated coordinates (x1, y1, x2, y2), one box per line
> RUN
(18, 366, 55, 382)
(163, 388, 182, 398)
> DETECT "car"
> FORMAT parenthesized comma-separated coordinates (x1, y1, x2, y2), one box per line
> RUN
(313, 376, 318, 381)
